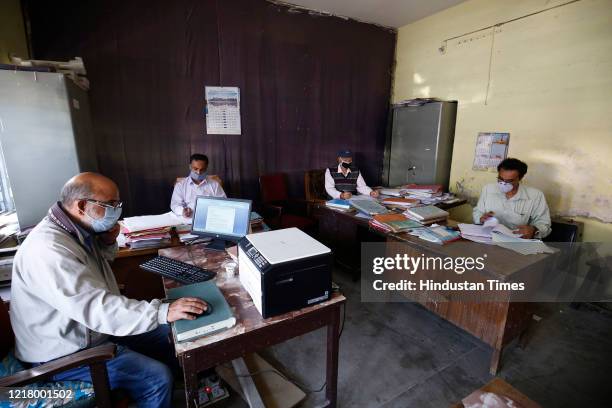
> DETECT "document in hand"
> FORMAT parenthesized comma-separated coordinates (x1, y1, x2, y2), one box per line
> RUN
(459, 218, 555, 255)
(458, 217, 518, 243)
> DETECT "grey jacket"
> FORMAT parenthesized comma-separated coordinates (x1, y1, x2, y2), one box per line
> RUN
(10, 216, 169, 363)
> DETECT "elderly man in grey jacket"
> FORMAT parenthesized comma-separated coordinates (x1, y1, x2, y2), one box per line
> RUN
(10, 173, 208, 408)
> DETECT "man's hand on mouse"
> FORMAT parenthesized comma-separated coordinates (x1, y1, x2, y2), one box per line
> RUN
(167, 297, 209, 322)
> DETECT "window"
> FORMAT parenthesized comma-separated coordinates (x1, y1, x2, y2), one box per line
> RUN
(0, 145, 14, 214)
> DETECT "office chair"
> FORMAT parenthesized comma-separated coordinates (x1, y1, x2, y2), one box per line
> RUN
(258, 173, 317, 232)
(304, 169, 327, 216)
(0, 298, 117, 407)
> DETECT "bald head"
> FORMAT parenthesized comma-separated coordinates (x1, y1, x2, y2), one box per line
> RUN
(60, 173, 119, 207)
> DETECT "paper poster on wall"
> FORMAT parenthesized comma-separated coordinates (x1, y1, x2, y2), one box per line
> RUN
(473, 132, 510, 171)
(205, 86, 241, 135)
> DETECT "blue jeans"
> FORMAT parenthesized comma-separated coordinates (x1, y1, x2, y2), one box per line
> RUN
(51, 325, 177, 408)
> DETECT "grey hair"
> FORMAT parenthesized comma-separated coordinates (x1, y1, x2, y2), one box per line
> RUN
(59, 178, 96, 207)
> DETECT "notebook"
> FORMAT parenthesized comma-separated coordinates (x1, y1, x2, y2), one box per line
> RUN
(372, 213, 422, 232)
(168, 281, 236, 342)
(349, 198, 389, 215)
(325, 199, 351, 210)
(381, 197, 420, 208)
(405, 205, 449, 221)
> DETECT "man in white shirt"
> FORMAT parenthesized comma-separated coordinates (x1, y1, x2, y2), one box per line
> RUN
(473, 158, 551, 239)
(324, 149, 379, 199)
(170, 153, 226, 218)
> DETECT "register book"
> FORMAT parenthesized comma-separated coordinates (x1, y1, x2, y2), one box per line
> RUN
(168, 281, 236, 342)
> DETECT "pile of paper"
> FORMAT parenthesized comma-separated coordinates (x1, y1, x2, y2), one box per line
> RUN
(369, 213, 422, 233)
(458, 218, 555, 255)
(381, 197, 420, 209)
(403, 205, 449, 225)
(120, 212, 190, 249)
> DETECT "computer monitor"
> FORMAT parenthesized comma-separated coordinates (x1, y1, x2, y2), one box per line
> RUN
(191, 196, 252, 250)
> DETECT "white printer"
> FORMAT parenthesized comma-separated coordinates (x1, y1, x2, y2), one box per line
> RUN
(238, 227, 332, 318)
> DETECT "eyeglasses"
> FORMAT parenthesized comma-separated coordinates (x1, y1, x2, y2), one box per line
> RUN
(497, 177, 517, 184)
(82, 198, 123, 210)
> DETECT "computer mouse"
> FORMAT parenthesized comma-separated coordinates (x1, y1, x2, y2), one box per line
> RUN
(200, 300, 213, 316)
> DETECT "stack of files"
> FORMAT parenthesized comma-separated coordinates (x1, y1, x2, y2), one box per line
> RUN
(167, 280, 236, 342)
(408, 225, 461, 245)
(381, 197, 420, 209)
(349, 197, 389, 216)
(369, 213, 422, 233)
(403, 205, 449, 225)
(378, 188, 404, 197)
(325, 199, 352, 211)
(120, 212, 189, 249)
(121, 212, 189, 232)
(403, 184, 443, 194)
(126, 230, 172, 249)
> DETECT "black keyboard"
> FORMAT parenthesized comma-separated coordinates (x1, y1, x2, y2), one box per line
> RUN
(139, 256, 216, 284)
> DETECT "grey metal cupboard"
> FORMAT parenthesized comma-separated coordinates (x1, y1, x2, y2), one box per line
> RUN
(385, 101, 457, 190)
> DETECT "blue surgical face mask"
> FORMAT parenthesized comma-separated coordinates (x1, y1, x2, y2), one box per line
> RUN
(497, 181, 514, 194)
(85, 205, 122, 233)
(190, 170, 207, 182)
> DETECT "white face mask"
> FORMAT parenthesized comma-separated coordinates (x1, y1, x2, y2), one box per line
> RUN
(497, 181, 514, 194)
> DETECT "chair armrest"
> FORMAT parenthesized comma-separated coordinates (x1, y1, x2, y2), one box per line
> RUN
(258, 203, 283, 218)
(0, 343, 116, 387)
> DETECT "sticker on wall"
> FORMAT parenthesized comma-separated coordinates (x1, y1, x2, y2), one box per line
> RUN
(205, 86, 241, 135)
(473, 132, 510, 171)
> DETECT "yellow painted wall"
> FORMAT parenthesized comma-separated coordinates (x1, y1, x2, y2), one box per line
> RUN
(393, 0, 612, 242)
(0, 0, 29, 63)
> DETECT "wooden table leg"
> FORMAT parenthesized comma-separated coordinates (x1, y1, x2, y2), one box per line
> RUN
(183, 359, 200, 408)
(325, 305, 341, 407)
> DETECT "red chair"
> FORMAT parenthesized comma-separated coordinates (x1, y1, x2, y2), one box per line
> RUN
(259, 173, 317, 232)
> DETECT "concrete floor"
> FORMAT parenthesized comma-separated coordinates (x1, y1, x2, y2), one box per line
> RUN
(178, 268, 612, 408)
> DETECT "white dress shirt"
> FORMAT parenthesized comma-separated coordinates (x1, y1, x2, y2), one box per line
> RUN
(170, 176, 226, 215)
(473, 183, 551, 238)
(324, 165, 373, 199)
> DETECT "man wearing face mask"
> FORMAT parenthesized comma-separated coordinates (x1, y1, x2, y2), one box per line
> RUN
(10, 173, 209, 408)
(473, 158, 551, 239)
(170, 153, 226, 218)
(324, 149, 379, 199)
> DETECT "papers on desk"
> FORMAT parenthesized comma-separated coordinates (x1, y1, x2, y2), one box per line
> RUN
(349, 196, 389, 215)
(459, 218, 555, 255)
(121, 212, 190, 232)
(120, 212, 190, 249)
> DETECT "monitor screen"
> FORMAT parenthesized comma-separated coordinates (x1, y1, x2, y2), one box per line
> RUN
(191, 196, 252, 241)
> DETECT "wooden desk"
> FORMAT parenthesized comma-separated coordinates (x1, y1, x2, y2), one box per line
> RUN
(314, 200, 467, 278)
(159, 244, 346, 408)
(111, 232, 182, 301)
(112, 223, 270, 301)
(387, 231, 552, 374)
(316, 206, 553, 374)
